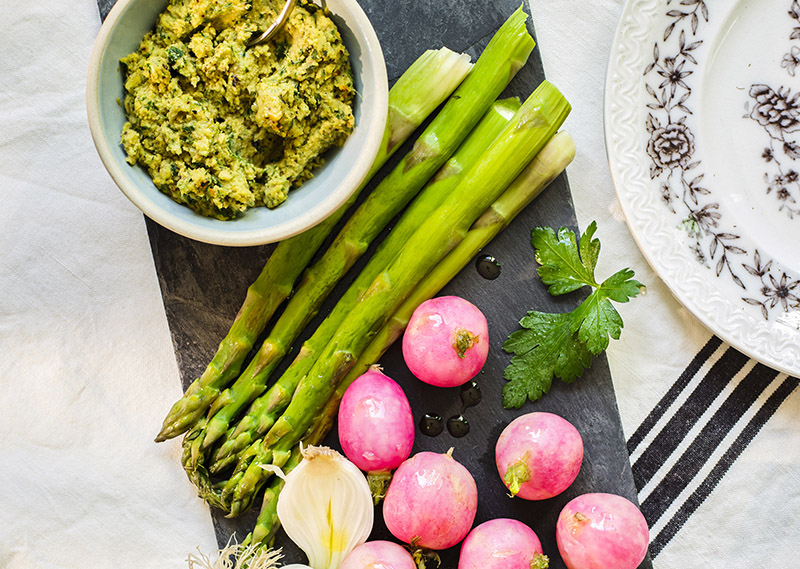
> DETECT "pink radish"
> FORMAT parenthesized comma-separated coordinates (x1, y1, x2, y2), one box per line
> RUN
(556, 493, 649, 569)
(338, 367, 414, 503)
(383, 449, 478, 552)
(339, 540, 416, 569)
(402, 296, 489, 387)
(458, 518, 549, 569)
(495, 412, 583, 500)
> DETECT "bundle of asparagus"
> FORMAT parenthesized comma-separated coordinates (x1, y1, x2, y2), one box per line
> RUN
(224, 78, 570, 518)
(186, 5, 533, 457)
(155, 6, 576, 552)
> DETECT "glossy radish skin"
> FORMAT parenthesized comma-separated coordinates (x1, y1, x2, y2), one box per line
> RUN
(458, 518, 548, 569)
(338, 367, 414, 473)
(402, 296, 489, 387)
(383, 450, 478, 551)
(495, 412, 583, 500)
(339, 540, 416, 569)
(556, 493, 649, 569)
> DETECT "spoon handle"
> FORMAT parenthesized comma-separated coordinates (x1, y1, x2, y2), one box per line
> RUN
(247, 0, 298, 47)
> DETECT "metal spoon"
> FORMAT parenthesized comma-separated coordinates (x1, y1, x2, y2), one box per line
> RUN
(247, 0, 298, 47)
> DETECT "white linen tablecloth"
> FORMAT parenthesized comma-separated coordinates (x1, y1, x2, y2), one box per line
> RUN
(1, 0, 797, 567)
(0, 2, 218, 567)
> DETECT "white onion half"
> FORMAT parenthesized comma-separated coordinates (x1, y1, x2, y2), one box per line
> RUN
(276, 446, 374, 569)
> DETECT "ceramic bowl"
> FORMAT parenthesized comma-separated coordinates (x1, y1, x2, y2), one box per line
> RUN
(87, 0, 388, 246)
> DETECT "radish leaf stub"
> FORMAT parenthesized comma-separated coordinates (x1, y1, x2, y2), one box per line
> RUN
(453, 328, 478, 358)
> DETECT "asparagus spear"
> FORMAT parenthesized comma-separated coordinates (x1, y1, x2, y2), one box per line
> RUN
(208, 97, 521, 472)
(227, 81, 571, 516)
(241, 131, 576, 545)
(179, 419, 230, 511)
(155, 47, 473, 442)
(189, 10, 534, 454)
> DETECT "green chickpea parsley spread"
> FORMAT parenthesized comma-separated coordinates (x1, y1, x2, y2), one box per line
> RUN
(120, 0, 355, 220)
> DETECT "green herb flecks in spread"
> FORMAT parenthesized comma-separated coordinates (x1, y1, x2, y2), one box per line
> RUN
(120, 0, 355, 220)
(502, 221, 645, 408)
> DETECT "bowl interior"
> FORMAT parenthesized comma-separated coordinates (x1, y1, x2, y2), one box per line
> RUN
(90, 0, 387, 246)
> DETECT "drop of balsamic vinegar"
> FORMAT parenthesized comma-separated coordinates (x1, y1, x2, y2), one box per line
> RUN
(418, 380, 483, 439)
(476, 254, 501, 280)
(419, 413, 444, 437)
(446, 414, 470, 438)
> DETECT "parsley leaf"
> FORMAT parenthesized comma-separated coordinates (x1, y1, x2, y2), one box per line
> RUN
(502, 221, 645, 408)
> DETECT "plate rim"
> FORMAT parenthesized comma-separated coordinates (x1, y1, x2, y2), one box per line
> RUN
(604, 0, 800, 377)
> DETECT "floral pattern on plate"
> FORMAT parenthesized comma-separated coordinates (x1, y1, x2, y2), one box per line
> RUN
(745, 3, 800, 221)
(606, 0, 800, 375)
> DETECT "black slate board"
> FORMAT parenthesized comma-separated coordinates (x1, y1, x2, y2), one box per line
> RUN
(97, 1, 652, 567)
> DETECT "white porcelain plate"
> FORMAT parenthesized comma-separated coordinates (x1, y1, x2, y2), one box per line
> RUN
(606, 0, 800, 376)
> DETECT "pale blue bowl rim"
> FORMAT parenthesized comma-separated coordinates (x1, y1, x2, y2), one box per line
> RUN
(87, 0, 388, 246)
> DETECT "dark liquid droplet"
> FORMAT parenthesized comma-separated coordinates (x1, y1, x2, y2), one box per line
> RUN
(419, 413, 443, 437)
(476, 255, 501, 280)
(447, 415, 470, 438)
(459, 380, 482, 409)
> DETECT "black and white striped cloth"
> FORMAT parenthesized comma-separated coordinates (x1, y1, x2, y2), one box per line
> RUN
(627, 337, 798, 557)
